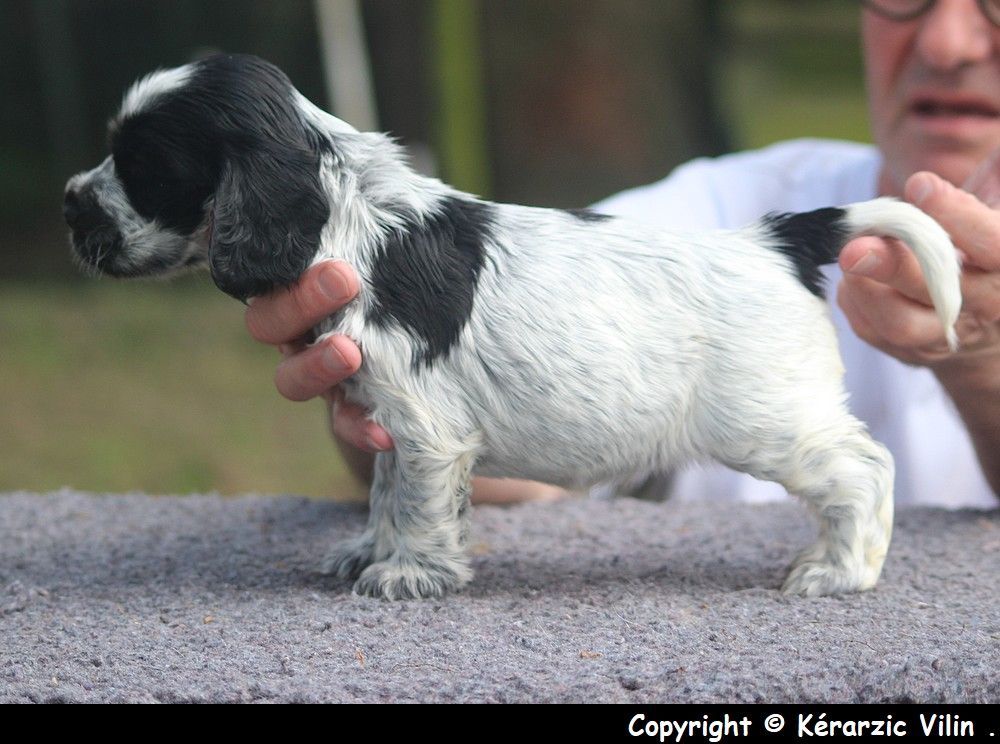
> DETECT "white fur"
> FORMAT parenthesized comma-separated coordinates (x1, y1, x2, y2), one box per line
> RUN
(843, 199, 962, 349)
(310, 138, 960, 599)
(75, 66, 964, 600)
(119, 66, 193, 118)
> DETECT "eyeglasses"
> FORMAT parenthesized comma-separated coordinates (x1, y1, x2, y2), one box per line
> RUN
(862, 0, 1000, 27)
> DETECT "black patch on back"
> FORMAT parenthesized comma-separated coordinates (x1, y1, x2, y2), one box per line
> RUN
(369, 197, 494, 368)
(761, 207, 849, 297)
(564, 207, 613, 223)
(110, 54, 331, 301)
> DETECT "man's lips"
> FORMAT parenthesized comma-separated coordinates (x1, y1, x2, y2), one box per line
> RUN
(906, 92, 1000, 138)
(908, 93, 1000, 120)
(910, 98, 1000, 118)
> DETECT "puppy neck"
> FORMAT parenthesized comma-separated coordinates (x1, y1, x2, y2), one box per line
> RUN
(294, 91, 362, 137)
(296, 94, 459, 269)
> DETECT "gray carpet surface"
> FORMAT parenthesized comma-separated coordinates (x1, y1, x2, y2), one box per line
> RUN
(0, 490, 997, 703)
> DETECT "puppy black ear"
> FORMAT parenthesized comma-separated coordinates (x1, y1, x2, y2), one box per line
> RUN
(188, 55, 331, 302)
(208, 141, 330, 302)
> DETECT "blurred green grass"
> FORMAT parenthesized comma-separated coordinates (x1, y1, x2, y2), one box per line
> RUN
(0, 275, 363, 499)
(723, 1, 870, 149)
(1, 2, 871, 499)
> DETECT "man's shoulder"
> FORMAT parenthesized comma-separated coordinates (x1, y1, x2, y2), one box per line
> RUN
(700, 138, 879, 176)
(596, 138, 881, 230)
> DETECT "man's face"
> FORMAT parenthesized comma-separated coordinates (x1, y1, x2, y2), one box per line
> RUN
(862, 0, 1000, 195)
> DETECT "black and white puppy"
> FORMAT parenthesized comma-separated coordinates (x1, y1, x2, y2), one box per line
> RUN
(65, 54, 962, 599)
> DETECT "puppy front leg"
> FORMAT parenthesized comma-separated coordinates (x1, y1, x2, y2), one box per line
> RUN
(320, 450, 398, 579)
(353, 448, 476, 600)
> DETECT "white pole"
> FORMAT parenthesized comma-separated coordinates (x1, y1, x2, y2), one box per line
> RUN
(314, 0, 379, 132)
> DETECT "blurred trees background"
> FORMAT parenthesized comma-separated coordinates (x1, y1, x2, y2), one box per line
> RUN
(4, 0, 737, 276)
(0, 0, 866, 498)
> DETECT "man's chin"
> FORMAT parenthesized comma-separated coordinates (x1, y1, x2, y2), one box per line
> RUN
(909, 120, 1000, 184)
(915, 150, 992, 190)
(883, 145, 994, 195)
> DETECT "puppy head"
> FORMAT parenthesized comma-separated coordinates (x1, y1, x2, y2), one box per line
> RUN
(64, 54, 330, 301)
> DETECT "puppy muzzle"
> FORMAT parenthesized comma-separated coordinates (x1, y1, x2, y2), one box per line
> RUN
(64, 184, 125, 270)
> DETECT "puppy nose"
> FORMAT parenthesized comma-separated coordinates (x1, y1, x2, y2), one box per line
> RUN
(63, 187, 99, 230)
(63, 188, 83, 227)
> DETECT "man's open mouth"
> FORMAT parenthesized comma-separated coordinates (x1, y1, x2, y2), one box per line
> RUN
(911, 96, 1000, 120)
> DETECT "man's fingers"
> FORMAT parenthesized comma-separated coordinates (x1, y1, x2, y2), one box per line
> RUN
(331, 397, 394, 452)
(245, 260, 359, 345)
(839, 235, 934, 305)
(838, 274, 954, 356)
(274, 334, 361, 402)
(278, 339, 308, 358)
(836, 283, 881, 348)
(960, 267, 1000, 325)
(905, 171, 1000, 271)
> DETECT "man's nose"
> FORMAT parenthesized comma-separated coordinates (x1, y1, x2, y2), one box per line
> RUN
(916, 0, 994, 70)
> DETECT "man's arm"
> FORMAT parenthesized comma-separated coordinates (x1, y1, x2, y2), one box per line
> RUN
(936, 353, 1000, 495)
(837, 171, 1000, 497)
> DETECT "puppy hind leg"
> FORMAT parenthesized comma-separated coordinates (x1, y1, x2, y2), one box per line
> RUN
(320, 450, 399, 580)
(776, 425, 895, 596)
(353, 449, 477, 600)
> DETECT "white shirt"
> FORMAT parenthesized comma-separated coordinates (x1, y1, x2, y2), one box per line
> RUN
(594, 138, 995, 508)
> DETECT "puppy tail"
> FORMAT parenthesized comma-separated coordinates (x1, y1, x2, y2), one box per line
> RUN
(842, 198, 962, 351)
(762, 198, 962, 351)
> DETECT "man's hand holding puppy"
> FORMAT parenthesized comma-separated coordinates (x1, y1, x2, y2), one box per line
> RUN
(244, 260, 391, 484)
(838, 167, 1000, 493)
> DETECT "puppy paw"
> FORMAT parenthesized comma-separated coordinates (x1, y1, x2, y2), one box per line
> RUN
(781, 558, 877, 597)
(352, 554, 472, 600)
(320, 534, 378, 580)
